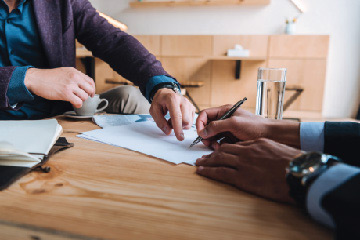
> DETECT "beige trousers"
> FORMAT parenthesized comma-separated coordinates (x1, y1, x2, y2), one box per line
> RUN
(99, 86, 150, 115)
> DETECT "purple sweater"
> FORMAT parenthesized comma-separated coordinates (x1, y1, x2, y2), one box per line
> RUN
(0, 0, 170, 110)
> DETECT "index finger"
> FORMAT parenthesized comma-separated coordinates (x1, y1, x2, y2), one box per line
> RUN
(167, 96, 184, 141)
(196, 105, 233, 134)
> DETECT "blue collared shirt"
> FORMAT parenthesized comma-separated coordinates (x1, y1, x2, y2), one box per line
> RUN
(0, 0, 57, 120)
(0, 0, 177, 120)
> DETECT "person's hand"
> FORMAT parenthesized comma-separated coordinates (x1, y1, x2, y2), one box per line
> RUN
(196, 105, 300, 149)
(196, 138, 302, 204)
(150, 88, 196, 141)
(24, 67, 95, 108)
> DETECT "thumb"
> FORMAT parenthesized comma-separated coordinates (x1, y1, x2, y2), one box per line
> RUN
(199, 118, 234, 139)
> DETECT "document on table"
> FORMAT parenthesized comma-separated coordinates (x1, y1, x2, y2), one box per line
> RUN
(92, 114, 153, 128)
(78, 121, 212, 165)
(92, 114, 198, 129)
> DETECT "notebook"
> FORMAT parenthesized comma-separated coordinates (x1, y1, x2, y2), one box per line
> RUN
(0, 119, 63, 167)
(0, 119, 64, 190)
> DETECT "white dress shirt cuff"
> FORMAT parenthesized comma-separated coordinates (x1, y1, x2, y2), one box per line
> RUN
(300, 122, 325, 152)
(306, 164, 360, 228)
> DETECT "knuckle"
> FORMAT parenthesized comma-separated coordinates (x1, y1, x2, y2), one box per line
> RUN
(212, 151, 220, 158)
(64, 85, 73, 94)
(209, 121, 217, 129)
(68, 72, 78, 80)
(257, 138, 268, 143)
(218, 144, 230, 152)
(183, 121, 190, 127)
(216, 167, 227, 176)
(174, 114, 182, 121)
(229, 117, 238, 125)
(169, 93, 178, 102)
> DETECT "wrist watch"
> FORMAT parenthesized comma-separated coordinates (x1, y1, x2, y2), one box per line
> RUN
(149, 82, 181, 103)
(286, 152, 342, 208)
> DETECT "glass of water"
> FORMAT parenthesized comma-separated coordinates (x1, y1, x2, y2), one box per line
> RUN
(255, 68, 287, 119)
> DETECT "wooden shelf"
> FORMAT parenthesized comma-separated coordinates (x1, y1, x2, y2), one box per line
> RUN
(209, 56, 266, 61)
(209, 56, 266, 79)
(130, 0, 271, 8)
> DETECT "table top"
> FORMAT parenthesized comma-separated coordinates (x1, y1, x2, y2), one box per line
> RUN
(0, 117, 332, 240)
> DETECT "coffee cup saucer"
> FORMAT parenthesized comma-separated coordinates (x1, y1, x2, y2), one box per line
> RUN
(62, 111, 95, 119)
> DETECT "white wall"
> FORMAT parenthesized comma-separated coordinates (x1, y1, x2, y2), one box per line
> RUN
(89, 0, 360, 118)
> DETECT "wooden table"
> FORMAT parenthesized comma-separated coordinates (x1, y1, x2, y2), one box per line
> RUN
(0, 117, 332, 240)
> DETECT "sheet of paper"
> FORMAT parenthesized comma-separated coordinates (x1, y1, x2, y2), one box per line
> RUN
(78, 122, 212, 165)
(92, 114, 153, 128)
(92, 114, 198, 129)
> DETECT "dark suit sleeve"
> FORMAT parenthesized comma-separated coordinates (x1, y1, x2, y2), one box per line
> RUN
(0, 66, 16, 110)
(324, 122, 360, 166)
(322, 173, 360, 240)
(306, 164, 360, 239)
(71, 0, 173, 96)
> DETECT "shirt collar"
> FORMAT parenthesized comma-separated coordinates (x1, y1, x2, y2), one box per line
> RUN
(16, 0, 27, 14)
(0, 0, 27, 14)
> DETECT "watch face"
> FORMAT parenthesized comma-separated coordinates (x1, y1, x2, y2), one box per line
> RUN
(289, 152, 324, 177)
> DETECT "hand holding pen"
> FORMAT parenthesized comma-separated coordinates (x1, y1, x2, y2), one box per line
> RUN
(191, 97, 247, 148)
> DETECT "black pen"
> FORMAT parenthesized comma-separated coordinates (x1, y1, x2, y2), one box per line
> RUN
(190, 97, 247, 148)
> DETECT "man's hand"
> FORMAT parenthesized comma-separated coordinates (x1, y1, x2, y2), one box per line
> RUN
(24, 67, 95, 108)
(196, 105, 300, 149)
(150, 88, 196, 141)
(196, 138, 302, 204)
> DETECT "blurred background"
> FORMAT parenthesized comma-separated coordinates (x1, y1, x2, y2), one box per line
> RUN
(79, 0, 360, 119)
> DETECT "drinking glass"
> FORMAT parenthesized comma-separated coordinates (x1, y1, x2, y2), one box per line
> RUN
(255, 68, 287, 119)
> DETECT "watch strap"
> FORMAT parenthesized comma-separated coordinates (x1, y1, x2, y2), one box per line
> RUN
(287, 165, 329, 208)
(149, 82, 181, 103)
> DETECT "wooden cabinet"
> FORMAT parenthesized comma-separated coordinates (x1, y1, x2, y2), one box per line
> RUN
(161, 57, 212, 106)
(269, 35, 329, 59)
(268, 59, 327, 112)
(134, 35, 161, 56)
(161, 35, 213, 57)
(267, 35, 329, 113)
(211, 60, 265, 109)
(213, 35, 268, 57)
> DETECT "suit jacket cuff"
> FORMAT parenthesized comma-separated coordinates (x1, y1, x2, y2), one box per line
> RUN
(300, 122, 325, 152)
(306, 164, 360, 228)
(7, 66, 34, 107)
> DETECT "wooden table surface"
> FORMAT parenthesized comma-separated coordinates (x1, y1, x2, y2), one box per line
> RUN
(0, 117, 332, 240)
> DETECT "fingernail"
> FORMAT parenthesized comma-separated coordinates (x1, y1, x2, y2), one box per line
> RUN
(180, 132, 185, 140)
(163, 126, 168, 134)
(201, 129, 208, 138)
(198, 166, 204, 171)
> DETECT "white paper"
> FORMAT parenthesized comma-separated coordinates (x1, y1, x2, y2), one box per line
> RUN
(78, 121, 212, 165)
(92, 114, 198, 129)
(92, 114, 153, 128)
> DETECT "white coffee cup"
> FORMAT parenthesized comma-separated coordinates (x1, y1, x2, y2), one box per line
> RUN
(74, 94, 109, 116)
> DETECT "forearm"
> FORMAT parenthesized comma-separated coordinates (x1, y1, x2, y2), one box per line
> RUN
(266, 120, 301, 149)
